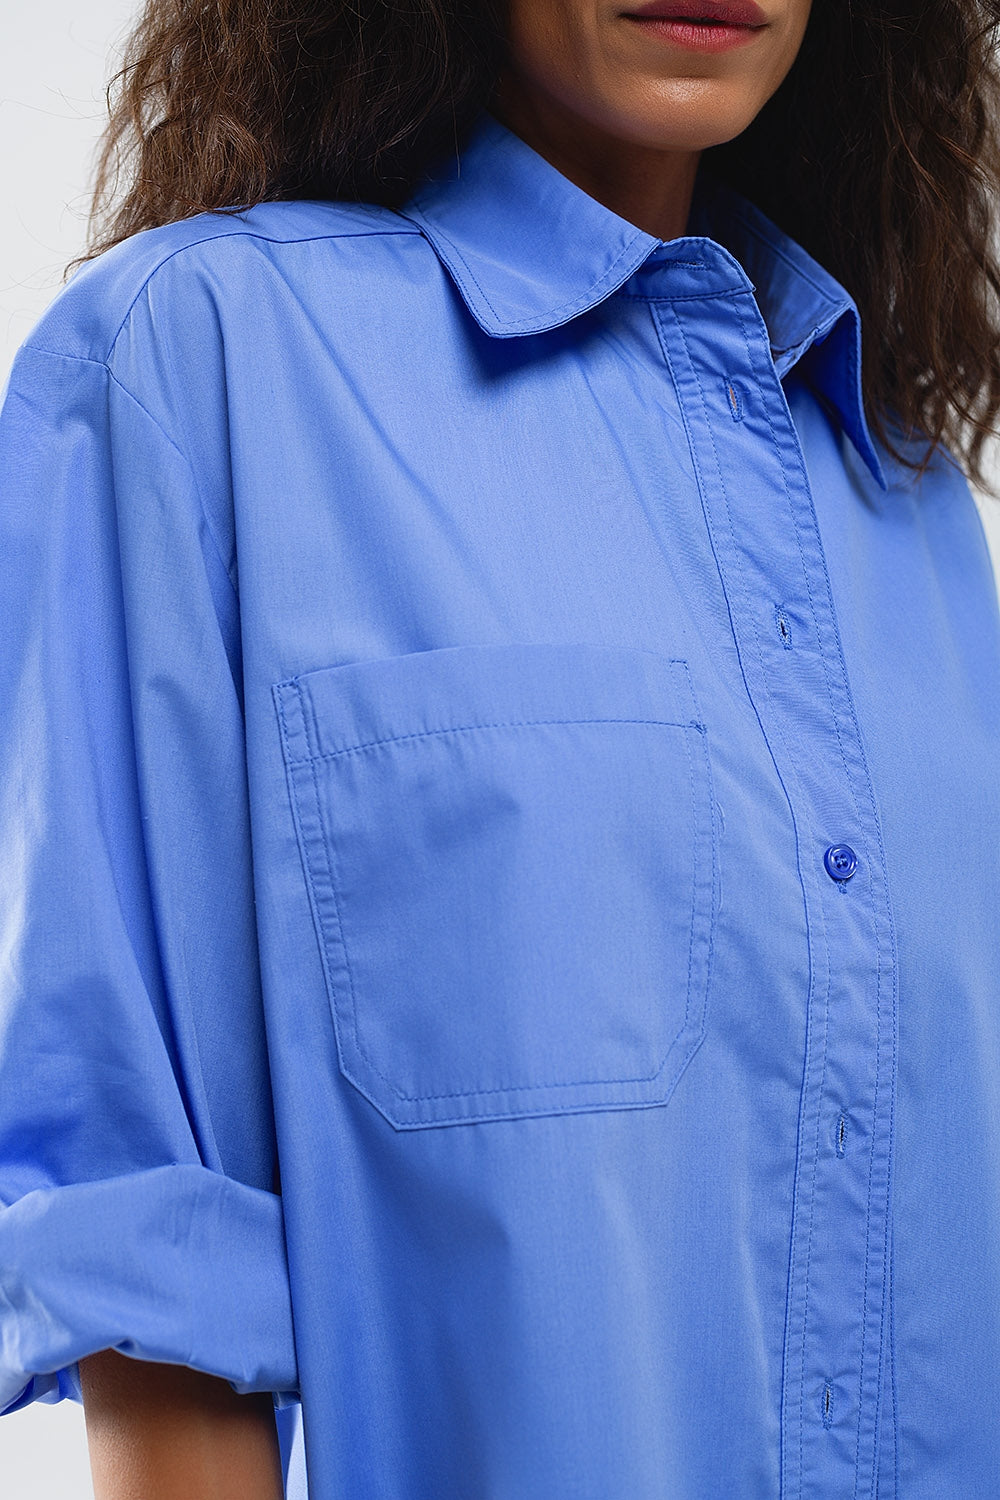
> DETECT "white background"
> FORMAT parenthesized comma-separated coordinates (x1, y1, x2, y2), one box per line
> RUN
(2, 5, 1000, 1496)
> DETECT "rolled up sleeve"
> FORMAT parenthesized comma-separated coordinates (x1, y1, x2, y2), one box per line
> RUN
(0, 343, 297, 1412)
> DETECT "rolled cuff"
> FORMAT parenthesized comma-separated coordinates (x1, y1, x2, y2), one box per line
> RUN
(0, 1162, 298, 1414)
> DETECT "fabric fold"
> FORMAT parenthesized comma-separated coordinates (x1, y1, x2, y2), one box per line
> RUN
(0, 1163, 297, 1415)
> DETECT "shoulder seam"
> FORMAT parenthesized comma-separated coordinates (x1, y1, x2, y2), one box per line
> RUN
(108, 364, 240, 602)
(16, 345, 239, 603)
(49, 219, 418, 364)
(105, 222, 420, 362)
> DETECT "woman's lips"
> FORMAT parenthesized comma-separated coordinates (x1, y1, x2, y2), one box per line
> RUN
(621, 0, 768, 52)
(625, 0, 767, 22)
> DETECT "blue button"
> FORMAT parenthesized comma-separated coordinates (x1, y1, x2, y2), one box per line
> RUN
(824, 844, 858, 882)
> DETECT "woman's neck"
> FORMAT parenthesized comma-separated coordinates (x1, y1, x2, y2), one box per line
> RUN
(488, 75, 701, 242)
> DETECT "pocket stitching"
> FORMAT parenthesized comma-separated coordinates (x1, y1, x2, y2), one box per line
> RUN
(280, 713, 705, 767)
(274, 652, 717, 1127)
(311, 716, 707, 1103)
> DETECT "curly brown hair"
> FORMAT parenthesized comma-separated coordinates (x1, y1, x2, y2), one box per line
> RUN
(79, 0, 1000, 487)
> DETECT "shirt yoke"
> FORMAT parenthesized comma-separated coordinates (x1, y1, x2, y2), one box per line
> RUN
(17, 199, 423, 371)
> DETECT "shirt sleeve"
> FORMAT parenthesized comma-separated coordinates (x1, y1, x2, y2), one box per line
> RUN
(0, 342, 297, 1414)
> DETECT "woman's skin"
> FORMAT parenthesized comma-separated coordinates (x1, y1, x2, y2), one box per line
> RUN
(493, 0, 813, 239)
(79, 1350, 285, 1499)
(80, 2, 811, 1496)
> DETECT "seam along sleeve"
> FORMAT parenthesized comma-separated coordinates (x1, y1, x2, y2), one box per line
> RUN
(0, 345, 298, 1414)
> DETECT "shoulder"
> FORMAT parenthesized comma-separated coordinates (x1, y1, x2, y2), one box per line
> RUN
(16, 199, 427, 371)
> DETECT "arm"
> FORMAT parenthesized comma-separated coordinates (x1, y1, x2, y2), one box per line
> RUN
(79, 1351, 284, 1500)
(0, 339, 295, 1419)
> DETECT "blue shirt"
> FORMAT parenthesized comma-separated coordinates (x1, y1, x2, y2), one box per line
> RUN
(2, 107, 1000, 1500)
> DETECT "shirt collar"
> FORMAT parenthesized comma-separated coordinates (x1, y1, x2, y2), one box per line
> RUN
(400, 109, 886, 489)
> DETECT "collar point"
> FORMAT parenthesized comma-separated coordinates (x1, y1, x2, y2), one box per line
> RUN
(858, 437, 890, 491)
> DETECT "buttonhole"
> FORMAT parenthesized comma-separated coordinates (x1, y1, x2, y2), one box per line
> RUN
(725, 378, 744, 421)
(835, 1111, 848, 1156)
(821, 1380, 834, 1428)
(774, 604, 793, 650)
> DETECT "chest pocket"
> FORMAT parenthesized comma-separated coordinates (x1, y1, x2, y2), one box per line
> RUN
(273, 642, 717, 1129)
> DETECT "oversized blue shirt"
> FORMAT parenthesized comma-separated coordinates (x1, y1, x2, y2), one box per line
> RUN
(2, 108, 1000, 1500)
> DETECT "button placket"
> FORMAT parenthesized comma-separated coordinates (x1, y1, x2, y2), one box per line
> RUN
(650, 265, 898, 1500)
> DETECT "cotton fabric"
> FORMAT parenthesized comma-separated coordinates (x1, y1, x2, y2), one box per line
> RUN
(2, 108, 1000, 1499)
